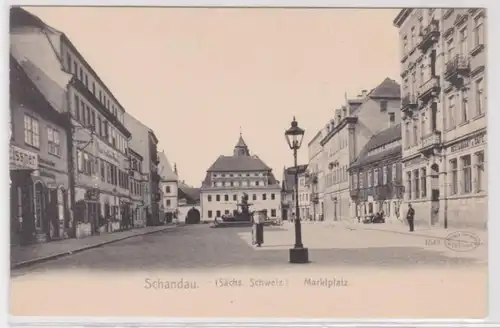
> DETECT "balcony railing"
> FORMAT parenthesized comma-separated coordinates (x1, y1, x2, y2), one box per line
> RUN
(401, 93, 418, 111)
(444, 54, 470, 82)
(418, 76, 440, 102)
(419, 130, 442, 153)
(418, 20, 440, 51)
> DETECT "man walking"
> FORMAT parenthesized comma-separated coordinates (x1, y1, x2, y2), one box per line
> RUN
(406, 203, 415, 232)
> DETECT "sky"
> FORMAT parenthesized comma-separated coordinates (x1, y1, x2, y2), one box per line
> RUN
(25, 6, 401, 187)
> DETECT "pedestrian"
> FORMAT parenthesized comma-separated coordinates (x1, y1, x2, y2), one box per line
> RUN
(406, 203, 415, 232)
(253, 210, 265, 247)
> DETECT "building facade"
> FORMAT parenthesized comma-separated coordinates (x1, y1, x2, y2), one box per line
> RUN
(394, 8, 487, 229)
(158, 151, 179, 222)
(124, 113, 162, 226)
(296, 165, 310, 220)
(317, 78, 402, 222)
(128, 148, 147, 228)
(10, 7, 134, 238)
(200, 134, 281, 220)
(10, 55, 72, 245)
(307, 129, 325, 221)
(349, 124, 404, 222)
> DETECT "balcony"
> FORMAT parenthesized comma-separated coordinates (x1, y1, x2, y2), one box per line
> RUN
(418, 20, 440, 52)
(418, 76, 440, 103)
(401, 93, 418, 112)
(419, 130, 442, 156)
(444, 55, 470, 83)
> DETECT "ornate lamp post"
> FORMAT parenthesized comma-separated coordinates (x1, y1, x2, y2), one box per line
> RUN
(285, 117, 309, 264)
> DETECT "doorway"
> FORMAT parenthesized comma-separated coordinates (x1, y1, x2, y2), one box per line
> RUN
(430, 164, 440, 226)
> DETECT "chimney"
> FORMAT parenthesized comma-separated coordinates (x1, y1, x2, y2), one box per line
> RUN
(361, 89, 368, 98)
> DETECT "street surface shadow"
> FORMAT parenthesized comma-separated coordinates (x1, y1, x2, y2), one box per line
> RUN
(11, 225, 485, 276)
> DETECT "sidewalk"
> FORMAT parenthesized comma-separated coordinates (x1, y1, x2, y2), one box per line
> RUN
(11, 224, 182, 269)
(335, 220, 488, 245)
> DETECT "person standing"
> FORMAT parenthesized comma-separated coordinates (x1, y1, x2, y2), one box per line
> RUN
(406, 203, 415, 232)
(253, 210, 265, 247)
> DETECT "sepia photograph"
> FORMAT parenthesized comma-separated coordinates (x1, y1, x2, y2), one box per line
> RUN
(8, 5, 488, 320)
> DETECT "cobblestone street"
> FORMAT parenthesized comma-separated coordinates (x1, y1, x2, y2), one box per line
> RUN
(12, 222, 487, 277)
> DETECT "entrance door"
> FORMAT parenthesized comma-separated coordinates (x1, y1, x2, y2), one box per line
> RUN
(34, 182, 45, 235)
(430, 164, 440, 226)
(282, 208, 288, 221)
(48, 188, 59, 239)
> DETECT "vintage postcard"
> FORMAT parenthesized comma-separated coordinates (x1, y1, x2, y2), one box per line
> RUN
(9, 6, 488, 320)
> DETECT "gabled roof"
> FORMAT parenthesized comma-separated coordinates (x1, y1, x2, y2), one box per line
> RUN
(158, 151, 178, 181)
(367, 77, 401, 100)
(207, 155, 271, 172)
(350, 124, 402, 169)
(178, 181, 201, 204)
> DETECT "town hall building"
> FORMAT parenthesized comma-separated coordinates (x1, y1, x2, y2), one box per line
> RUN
(200, 134, 281, 221)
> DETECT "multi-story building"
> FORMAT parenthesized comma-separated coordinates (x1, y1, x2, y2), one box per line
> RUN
(10, 7, 133, 238)
(10, 55, 72, 245)
(307, 128, 326, 221)
(394, 8, 487, 229)
(349, 124, 404, 221)
(200, 134, 281, 220)
(124, 113, 162, 226)
(318, 78, 401, 222)
(158, 151, 179, 222)
(281, 165, 308, 221)
(128, 148, 147, 228)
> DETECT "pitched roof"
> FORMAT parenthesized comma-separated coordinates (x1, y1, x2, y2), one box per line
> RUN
(178, 182, 200, 204)
(367, 77, 401, 100)
(350, 124, 402, 169)
(207, 155, 271, 172)
(235, 135, 248, 148)
(158, 151, 178, 181)
(282, 165, 308, 192)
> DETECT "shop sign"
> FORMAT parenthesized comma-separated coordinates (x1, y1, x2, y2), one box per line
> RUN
(96, 140, 119, 163)
(450, 131, 486, 154)
(10, 145, 38, 170)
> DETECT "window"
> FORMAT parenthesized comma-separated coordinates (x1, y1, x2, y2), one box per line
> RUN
(66, 53, 72, 71)
(24, 115, 40, 148)
(407, 172, 412, 199)
(207, 210, 213, 218)
(99, 90, 102, 102)
(84, 74, 88, 87)
(271, 193, 275, 200)
(80, 100, 86, 124)
(414, 170, 420, 199)
(352, 173, 358, 189)
(216, 210, 221, 217)
(224, 210, 230, 215)
(166, 186, 171, 193)
(92, 82, 96, 95)
(224, 194, 229, 201)
(97, 117, 102, 136)
(367, 170, 372, 187)
(382, 166, 388, 185)
(91, 111, 96, 131)
(389, 112, 395, 124)
(462, 155, 472, 193)
(461, 91, 469, 123)
(271, 209, 276, 217)
(252, 194, 257, 201)
(476, 151, 485, 192)
(359, 172, 364, 188)
(373, 168, 379, 186)
(474, 16, 484, 47)
(446, 38, 454, 62)
(85, 105, 91, 126)
(447, 95, 456, 129)
(256, 181, 260, 186)
(166, 200, 171, 206)
(233, 195, 237, 201)
(403, 35, 408, 55)
(392, 163, 397, 182)
(475, 78, 484, 116)
(100, 161, 105, 181)
(47, 127, 61, 156)
(405, 122, 410, 147)
(262, 194, 267, 200)
(216, 195, 220, 202)
(208, 195, 212, 202)
(450, 159, 458, 195)
(459, 27, 468, 55)
(419, 64, 425, 86)
(413, 122, 419, 145)
(73, 62, 78, 75)
(421, 168, 427, 198)
(380, 100, 388, 111)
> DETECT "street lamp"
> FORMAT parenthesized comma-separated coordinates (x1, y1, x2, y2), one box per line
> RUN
(285, 116, 309, 264)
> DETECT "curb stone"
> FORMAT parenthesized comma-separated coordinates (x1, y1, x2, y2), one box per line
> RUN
(11, 224, 183, 269)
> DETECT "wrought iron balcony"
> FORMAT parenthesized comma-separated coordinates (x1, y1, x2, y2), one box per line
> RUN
(418, 20, 440, 51)
(444, 55, 470, 83)
(418, 76, 440, 103)
(401, 93, 418, 111)
(419, 130, 442, 155)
